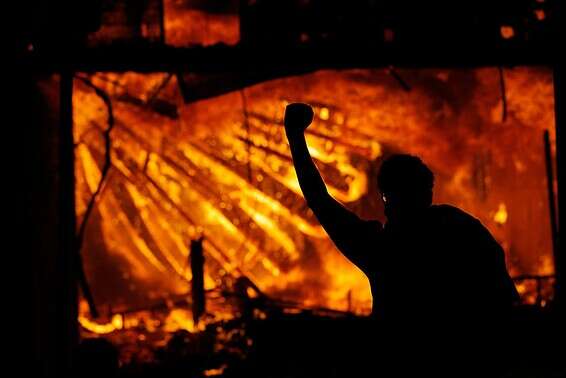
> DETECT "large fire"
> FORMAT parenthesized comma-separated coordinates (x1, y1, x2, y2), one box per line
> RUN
(74, 67, 556, 337)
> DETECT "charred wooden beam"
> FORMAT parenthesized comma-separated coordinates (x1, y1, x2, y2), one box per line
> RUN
(190, 237, 206, 324)
(24, 42, 555, 74)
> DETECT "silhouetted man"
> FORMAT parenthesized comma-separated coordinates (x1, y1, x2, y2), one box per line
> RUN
(284, 103, 519, 368)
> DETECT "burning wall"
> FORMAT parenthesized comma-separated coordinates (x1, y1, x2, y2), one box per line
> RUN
(74, 67, 556, 330)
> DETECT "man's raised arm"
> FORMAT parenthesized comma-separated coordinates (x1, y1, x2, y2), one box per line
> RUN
(284, 103, 377, 267)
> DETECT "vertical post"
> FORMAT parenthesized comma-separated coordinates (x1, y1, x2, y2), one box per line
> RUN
(23, 71, 78, 376)
(57, 70, 79, 373)
(544, 130, 559, 293)
(190, 237, 206, 325)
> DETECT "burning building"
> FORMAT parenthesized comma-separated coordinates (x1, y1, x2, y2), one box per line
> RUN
(75, 67, 557, 329)
(18, 0, 563, 376)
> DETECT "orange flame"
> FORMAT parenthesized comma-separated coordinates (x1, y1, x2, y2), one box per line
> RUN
(75, 67, 556, 334)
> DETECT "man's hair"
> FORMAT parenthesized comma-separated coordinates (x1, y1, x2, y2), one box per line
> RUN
(377, 154, 434, 198)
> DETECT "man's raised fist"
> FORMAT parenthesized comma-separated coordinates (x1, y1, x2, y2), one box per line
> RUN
(284, 103, 314, 132)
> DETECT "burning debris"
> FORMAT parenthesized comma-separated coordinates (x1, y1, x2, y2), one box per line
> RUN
(18, 0, 563, 376)
(74, 67, 555, 341)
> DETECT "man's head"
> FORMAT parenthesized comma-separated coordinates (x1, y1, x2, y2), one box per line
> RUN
(377, 154, 434, 221)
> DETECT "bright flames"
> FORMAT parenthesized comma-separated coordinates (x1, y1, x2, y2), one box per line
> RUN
(74, 67, 556, 335)
(493, 203, 508, 225)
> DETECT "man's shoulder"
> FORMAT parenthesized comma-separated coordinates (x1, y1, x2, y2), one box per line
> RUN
(429, 205, 502, 264)
(430, 204, 483, 228)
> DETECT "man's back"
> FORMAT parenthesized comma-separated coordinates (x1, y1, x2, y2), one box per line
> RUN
(347, 205, 519, 376)
(357, 204, 518, 324)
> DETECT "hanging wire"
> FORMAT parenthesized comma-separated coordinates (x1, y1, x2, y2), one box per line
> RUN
(387, 66, 412, 92)
(74, 74, 116, 318)
(75, 75, 114, 258)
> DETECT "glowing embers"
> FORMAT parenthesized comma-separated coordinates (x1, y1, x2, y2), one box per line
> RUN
(493, 203, 508, 225)
(500, 25, 515, 39)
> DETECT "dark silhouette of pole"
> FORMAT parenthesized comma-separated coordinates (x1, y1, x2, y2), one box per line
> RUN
(59, 70, 79, 373)
(190, 237, 206, 325)
(544, 130, 559, 302)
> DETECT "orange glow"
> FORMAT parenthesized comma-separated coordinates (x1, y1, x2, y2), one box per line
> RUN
(247, 287, 259, 298)
(164, 0, 239, 47)
(319, 107, 330, 121)
(204, 365, 228, 377)
(75, 68, 555, 335)
(79, 314, 123, 335)
(500, 26, 515, 39)
(163, 309, 198, 333)
(493, 203, 508, 225)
